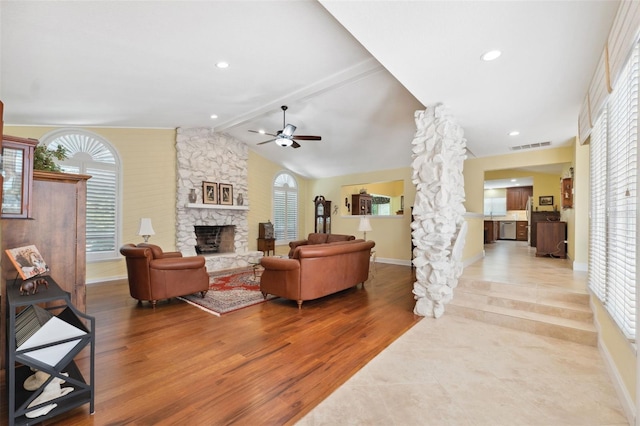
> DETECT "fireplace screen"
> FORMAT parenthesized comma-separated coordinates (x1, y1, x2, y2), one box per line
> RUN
(194, 225, 235, 254)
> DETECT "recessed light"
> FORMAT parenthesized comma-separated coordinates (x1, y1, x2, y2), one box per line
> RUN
(481, 50, 502, 61)
(509, 131, 520, 136)
(215, 61, 229, 69)
(210, 114, 218, 119)
(511, 179, 517, 182)
(258, 129, 266, 135)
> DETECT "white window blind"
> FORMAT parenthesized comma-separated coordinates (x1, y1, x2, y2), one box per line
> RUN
(43, 131, 121, 262)
(589, 110, 608, 302)
(273, 172, 298, 243)
(588, 42, 638, 340)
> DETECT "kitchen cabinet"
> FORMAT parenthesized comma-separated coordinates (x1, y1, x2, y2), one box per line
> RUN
(516, 221, 528, 241)
(530, 211, 560, 247)
(484, 220, 498, 243)
(536, 221, 567, 258)
(506, 186, 533, 211)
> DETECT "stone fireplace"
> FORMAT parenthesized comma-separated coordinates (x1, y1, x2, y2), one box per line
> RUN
(175, 128, 262, 271)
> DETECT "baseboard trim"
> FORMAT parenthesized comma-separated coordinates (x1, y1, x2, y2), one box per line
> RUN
(87, 275, 127, 285)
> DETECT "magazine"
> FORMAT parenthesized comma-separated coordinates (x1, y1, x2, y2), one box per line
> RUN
(5, 245, 50, 280)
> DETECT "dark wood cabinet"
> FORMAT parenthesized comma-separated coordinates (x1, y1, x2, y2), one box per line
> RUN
(257, 238, 275, 255)
(351, 194, 372, 215)
(536, 221, 567, 258)
(516, 221, 528, 241)
(258, 222, 275, 255)
(530, 211, 560, 247)
(506, 186, 533, 211)
(314, 197, 331, 233)
(484, 220, 498, 243)
(1, 170, 90, 369)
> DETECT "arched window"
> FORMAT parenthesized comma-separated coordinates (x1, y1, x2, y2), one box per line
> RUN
(41, 129, 121, 262)
(273, 172, 298, 243)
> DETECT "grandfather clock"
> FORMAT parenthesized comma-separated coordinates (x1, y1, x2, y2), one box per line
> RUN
(314, 196, 331, 234)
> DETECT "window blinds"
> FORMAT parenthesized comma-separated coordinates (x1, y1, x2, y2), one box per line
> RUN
(605, 43, 637, 339)
(588, 42, 638, 341)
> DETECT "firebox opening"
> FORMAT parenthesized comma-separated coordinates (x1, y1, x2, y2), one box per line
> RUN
(194, 225, 235, 254)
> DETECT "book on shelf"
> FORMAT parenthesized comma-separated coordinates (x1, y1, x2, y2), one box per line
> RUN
(5, 244, 50, 280)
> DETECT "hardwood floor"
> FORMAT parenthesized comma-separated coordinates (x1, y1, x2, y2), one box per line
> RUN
(23, 263, 420, 425)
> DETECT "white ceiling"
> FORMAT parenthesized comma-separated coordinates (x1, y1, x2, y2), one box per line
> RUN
(0, 1, 619, 179)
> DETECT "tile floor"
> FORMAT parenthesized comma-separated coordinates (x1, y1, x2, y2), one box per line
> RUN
(297, 241, 629, 426)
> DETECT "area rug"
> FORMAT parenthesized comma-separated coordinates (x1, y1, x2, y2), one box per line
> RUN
(178, 268, 274, 316)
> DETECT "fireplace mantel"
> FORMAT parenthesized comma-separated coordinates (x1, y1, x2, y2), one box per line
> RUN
(186, 203, 249, 211)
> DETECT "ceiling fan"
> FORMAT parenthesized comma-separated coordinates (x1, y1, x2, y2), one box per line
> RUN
(250, 105, 321, 148)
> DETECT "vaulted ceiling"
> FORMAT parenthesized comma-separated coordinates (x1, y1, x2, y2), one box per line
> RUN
(0, 1, 619, 178)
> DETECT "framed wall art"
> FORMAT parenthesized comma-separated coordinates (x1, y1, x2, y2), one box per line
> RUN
(203, 181, 218, 204)
(539, 195, 554, 206)
(219, 183, 233, 205)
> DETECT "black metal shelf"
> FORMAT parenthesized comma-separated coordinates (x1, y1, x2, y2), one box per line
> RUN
(6, 276, 95, 426)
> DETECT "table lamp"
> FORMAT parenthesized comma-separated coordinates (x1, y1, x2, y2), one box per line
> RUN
(137, 218, 155, 243)
(358, 216, 372, 241)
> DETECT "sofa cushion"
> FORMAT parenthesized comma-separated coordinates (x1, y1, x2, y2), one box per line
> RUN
(307, 233, 329, 245)
(327, 234, 355, 243)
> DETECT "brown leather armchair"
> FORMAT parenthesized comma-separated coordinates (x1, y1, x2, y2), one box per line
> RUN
(119, 243, 209, 307)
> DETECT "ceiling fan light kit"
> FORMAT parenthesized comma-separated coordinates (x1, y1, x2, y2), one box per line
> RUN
(276, 137, 293, 147)
(251, 105, 321, 149)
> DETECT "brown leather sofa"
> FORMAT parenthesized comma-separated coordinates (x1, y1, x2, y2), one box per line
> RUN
(119, 243, 209, 307)
(261, 239, 375, 308)
(287, 233, 355, 257)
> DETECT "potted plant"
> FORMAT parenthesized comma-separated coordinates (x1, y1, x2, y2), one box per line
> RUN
(33, 145, 67, 172)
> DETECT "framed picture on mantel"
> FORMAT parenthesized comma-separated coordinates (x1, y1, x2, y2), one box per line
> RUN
(203, 181, 217, 204)
(219, 183, 233, 205)
(539, 195, 554, 206)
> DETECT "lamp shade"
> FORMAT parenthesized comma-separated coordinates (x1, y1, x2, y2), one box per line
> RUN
(358, 216, 372, 232)
(137, 218, 155, 242)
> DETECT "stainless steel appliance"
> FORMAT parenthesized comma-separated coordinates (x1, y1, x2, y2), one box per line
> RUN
(500, 221, 517, 240)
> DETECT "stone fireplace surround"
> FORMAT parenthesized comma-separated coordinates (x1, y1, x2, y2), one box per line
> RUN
(175, 128, 262, 271)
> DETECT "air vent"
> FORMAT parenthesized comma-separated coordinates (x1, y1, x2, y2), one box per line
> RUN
(510, 141, 551, 151)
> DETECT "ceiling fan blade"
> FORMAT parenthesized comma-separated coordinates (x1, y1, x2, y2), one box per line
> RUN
(292, 135, 321, 141)
(257, 138, 276, 145)
(249, 129, 278, 137)
(291, 141, 301, 149)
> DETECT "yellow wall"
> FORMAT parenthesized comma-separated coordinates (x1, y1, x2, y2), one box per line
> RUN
(309, 168, 415, 263)
(4, 125, 177, 282)
(246, 150, 310, 257)
(573, 138, 589, 267)
(592, 298, 637, 404)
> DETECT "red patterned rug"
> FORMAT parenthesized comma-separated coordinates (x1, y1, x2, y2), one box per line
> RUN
(178, 268, 274, 316)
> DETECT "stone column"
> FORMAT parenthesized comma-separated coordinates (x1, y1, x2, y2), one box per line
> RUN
(411, 104, 467, 318)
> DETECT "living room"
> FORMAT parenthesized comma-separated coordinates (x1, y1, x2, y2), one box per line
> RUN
(2, 1, 638, 424)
